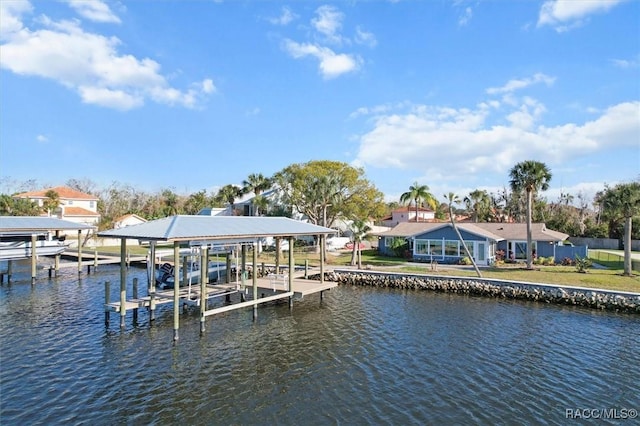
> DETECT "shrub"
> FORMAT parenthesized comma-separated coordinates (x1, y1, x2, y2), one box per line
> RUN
(561, 257, 574, 266)
(495, 250, 505, 262)
(459, 257, 472, 265)
(543, 256, 555, 266)
(575, 255, 592, 273)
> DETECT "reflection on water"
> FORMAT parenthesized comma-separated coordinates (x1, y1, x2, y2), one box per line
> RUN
(1, 263, 639, 425)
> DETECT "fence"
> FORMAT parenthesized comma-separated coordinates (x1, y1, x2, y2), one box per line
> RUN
(589, 250, 640, 272)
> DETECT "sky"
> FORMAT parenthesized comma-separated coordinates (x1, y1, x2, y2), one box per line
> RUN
(1, 0, 638, 207)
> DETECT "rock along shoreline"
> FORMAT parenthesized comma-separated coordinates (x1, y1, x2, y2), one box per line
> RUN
(310, 269, 640, 314)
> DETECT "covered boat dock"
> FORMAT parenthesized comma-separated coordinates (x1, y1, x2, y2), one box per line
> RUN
(97, 215, 337, 340)
(0, 216, 96, 283)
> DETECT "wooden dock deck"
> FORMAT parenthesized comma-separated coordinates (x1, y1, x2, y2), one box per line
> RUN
(105, 270, 337, 317)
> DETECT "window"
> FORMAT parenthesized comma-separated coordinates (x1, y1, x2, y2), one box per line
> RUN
(90, 201, 95, 208)
(429, 240, 442, 256)
(415, 240, 428, 255)
(464, 242, 475, 259)
(445, 241, 458, 256)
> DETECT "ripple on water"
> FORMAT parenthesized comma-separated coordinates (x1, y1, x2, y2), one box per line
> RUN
(1, 270, 639, 425)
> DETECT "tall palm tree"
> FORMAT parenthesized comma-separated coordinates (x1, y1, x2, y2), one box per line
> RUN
(600, 181, 640, 276)
(400, 182, 437, 222)
(446, 192, 482, 278)
(242, 173, 272, 216)
(509, 160, 552, 269)
(349, 219, 371, 269)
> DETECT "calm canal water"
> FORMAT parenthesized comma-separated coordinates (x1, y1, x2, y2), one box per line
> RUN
(1, 262, 638, 425)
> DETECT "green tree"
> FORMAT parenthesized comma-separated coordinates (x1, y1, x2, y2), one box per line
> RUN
(242, 173, 273, 215)
(184, 190, 210, 215)
(509, 160, 552, 269)
(0, 194, 41, 216)
(400, 182, 437, 222)
(445, 192, 482, 277)
(215, 184, 242, 215)
(349, 219, 371, 268)
(42, 190, 60, 216)
(599, 181, 640, 276)
(464, 189, 491, 222)
(274, 160, 386, 229)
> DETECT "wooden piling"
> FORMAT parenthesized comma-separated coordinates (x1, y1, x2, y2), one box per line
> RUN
(54, 254, 59, 277)
(305, 259, 309, 278)
(119, 239, 127, 329)
(7, 260, 12, 283)
(288, 236, 294, 309)
(30, 234, 37, 283)
(93, 248, 98, 272)
(104, 281, 110, 326)
(173, 242, 180, 342)
(149, 242, 156, 322)
(77, 230, 82, 275)
(253, 243, 258, 320)
(132, 277, 138, 323)
(200, 247, 208, 334)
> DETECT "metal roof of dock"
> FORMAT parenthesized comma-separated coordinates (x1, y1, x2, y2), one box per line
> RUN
(97, 215, 337, 242)
(0, 216, 95, 236)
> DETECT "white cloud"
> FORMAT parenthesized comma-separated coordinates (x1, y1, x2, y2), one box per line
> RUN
(268, 6, 297, 26)
(354, 26, 377, 48)
(354, 95, 639, 185)
(282, 39, 361, 79)
(611, 54, 640, 69)
(312, 5, 344, 45)
(0, 3, 214, 110)
(0, 0, 32, 39)
(458, 7, 473, 26)
(67, 0, 121, 24)
(36, 134, 48, 143)
(486, 73, 555, 95)
(538, 0, 627, 32)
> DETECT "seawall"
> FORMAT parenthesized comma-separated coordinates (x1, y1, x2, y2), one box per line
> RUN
(313, 269, 640, 314)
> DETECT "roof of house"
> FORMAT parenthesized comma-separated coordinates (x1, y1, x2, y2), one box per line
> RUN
(376, 222, 568, 242)
(115, 214, 146, 222)
(15, 186, 98, 200)
(98, 215, 336, 242)
(63, 207, 100, 217)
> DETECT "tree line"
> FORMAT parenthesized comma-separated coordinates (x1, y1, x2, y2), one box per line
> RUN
(1, 160, 638, 244)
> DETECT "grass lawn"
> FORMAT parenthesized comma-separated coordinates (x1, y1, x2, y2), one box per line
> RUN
(94, 246, 640, 293)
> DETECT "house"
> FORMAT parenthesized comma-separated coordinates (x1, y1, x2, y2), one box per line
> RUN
(381, 206, 436, 227)
(376, 222, 584, 265)
(197, 207, 232, 216)
(14, 186, 100, 227)
(114, 214, 146, 228)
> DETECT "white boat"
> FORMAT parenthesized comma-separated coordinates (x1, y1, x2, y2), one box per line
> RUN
(156, 261, 230, 290)
(0, 240, 68, 260)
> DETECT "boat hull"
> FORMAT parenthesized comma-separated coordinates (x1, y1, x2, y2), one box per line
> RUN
(0, 240, 68, 260)
(156, 262, 229, 290)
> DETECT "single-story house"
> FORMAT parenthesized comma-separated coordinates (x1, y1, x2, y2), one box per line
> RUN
(376, 222, 585, 265)
(114, 214, 147, 228)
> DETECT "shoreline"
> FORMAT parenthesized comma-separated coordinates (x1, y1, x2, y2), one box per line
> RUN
(314, 269, 640, 314)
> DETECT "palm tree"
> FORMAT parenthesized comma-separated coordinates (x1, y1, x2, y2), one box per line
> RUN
(445, 192, 482, 278)
(509, 160, 552, 269)
(600, 181, 640, 276)
(349, 219, 371, 269)
(464, 189, 491, 222)
(43, 190, 60, 217)
(215, 184, 242, 215)
(242, 173, 272, 216)
(400, 182, 437, 222)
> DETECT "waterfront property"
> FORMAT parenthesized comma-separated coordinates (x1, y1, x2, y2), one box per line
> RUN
(13, 186, 101, 228)
(376, 222, 586, 265)
(97, 215, 337, 340)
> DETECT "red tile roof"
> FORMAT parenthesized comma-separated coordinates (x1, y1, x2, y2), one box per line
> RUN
(63, 206, 100, 217)
(15, 186, 98, 200)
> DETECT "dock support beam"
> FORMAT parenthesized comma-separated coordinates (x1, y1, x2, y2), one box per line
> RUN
(119, 239, 127, 329)
(30, 234, 37, 283)
(132, 278, 138, 324)
(105, 281, 111, 326)
(149, 242, 156, 322)
(200, 247, 208, 334)
(252, 243, 258, 320)
(320, 235, 325, 284)
(173, 242, 180, 342)
(77, 230, 83, 275)
(288, 236, 294, 309)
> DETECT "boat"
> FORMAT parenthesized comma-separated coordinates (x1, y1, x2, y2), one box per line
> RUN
(155, 260, 230, 290)
(0, 240, 69, 260)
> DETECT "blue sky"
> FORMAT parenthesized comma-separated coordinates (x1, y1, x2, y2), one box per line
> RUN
(1, 0, 638, 206)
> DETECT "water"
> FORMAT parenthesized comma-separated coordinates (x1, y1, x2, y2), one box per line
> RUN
(1, 262, 638, 425)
